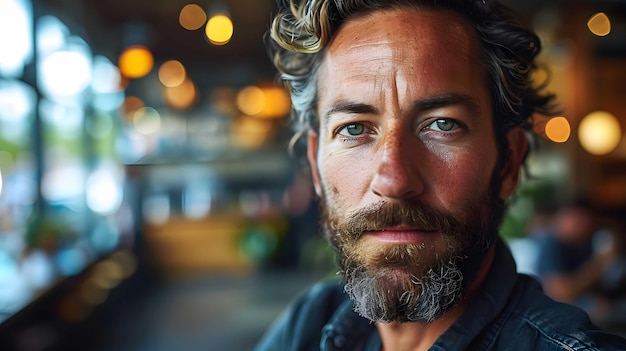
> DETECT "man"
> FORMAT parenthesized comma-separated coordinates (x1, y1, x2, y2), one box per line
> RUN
(536, 200, 606, 304)
(256, 0, 626, 350)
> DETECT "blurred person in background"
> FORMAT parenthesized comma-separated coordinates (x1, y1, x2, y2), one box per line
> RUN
(256, 0, 626, 350)
(536, 199, 609, 304)
(536, 200, 626, 330)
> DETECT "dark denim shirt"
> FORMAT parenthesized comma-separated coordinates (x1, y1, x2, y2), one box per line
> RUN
(254, 240, 626, 350)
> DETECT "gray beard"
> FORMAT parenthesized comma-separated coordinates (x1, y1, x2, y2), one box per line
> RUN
(317, 168, 504, 324)
(343, 256, 464, 323)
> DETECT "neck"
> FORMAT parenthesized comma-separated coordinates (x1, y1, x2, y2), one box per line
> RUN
(376, 246, 496, 351)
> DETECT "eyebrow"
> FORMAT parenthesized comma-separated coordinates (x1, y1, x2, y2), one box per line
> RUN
(413, 94, 481, 117)
(324, 93, 482, 123)
(325, 101, 379, 121)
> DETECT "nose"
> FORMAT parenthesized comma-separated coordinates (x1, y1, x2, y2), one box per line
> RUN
(370, 131, 424, 200)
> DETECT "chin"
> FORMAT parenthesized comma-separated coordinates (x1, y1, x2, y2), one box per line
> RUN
(344, 253, 465, 323)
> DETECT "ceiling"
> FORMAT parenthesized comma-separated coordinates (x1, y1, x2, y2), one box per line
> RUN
(38, 0, 277, 72)
(39, 0, 626, 61)
(34, 0, 625, 88)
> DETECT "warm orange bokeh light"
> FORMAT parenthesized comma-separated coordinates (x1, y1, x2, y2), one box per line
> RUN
(236, 86, 265, 116)
(118, 46, 154, 79)
(164, 78, 198, 110)
(158, 60, 186, 88)
(545, 116, 571, 143)
(587, 12, 611, 37)
(236, 85, 291, 118)
(179, 4, 207, 30)
(205, 13, 234, 45)
(259, 87, 291, 118)
(578, 111, 622, 155)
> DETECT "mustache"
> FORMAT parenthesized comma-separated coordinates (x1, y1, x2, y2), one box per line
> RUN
(330, 201, 463, 239)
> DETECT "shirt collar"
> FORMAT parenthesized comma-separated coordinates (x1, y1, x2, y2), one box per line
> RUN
(321, 296, 377, 350)
(431, 239, 519, 350)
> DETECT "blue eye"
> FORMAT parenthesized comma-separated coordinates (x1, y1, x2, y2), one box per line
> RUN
(430, 119, 458, 131)
(341, 123, 365, 136)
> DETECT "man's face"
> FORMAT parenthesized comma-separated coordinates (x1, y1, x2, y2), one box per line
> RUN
(308, 8, 526, 323)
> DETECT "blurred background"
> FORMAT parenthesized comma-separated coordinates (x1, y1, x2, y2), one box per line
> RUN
(0, 0, 624, 350)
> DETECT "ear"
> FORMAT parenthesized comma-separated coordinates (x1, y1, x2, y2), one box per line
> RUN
(499, 127, 529, 199)
(307, 130, 322, 197)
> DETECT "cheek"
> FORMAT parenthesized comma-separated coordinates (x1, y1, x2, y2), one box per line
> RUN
(433, 147, 496, 202)
(319, 150, 373, 204)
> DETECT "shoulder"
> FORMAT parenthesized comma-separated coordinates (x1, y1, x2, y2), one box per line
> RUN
(498, 275, 626, 350)
(254, 279, 348, 351)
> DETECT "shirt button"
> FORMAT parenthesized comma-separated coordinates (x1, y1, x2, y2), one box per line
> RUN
(333, 334, 346, 348)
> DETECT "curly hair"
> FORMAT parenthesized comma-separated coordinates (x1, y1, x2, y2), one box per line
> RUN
(266, 0, 556, 165)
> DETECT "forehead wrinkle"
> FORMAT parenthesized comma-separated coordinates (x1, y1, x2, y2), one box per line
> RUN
(318, 7, 487, 123)
(327, 8, 479, 68)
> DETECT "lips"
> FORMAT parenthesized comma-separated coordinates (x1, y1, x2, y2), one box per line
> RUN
(364, 227, 435, 244)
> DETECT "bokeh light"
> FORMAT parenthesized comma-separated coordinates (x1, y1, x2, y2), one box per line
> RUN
(205, 13, 233, 45)
(0, 0, 32, 77)
(39, 49, 91, 98)
(587, 12, 611, 37)
(236, 86, 265, 116)
(118, 45, 154, 79)
(56, 247, 87, 276)
(41, 162, 85, 203)
(545, 116, 571, 143)
(132, 106, 161, 135)
(578, 110, 622, 155)
(86, 168, 123, 215)
(158, 60, 186, 88)
(179, 4, 207, 30)
(163, 77, 197, 110)
(0, 79, 36, 129)
(90, 259, 124, 290)
(36, 15, 67, 57)
(257, 87, 291, 118)
(236, 85, 291, 118)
